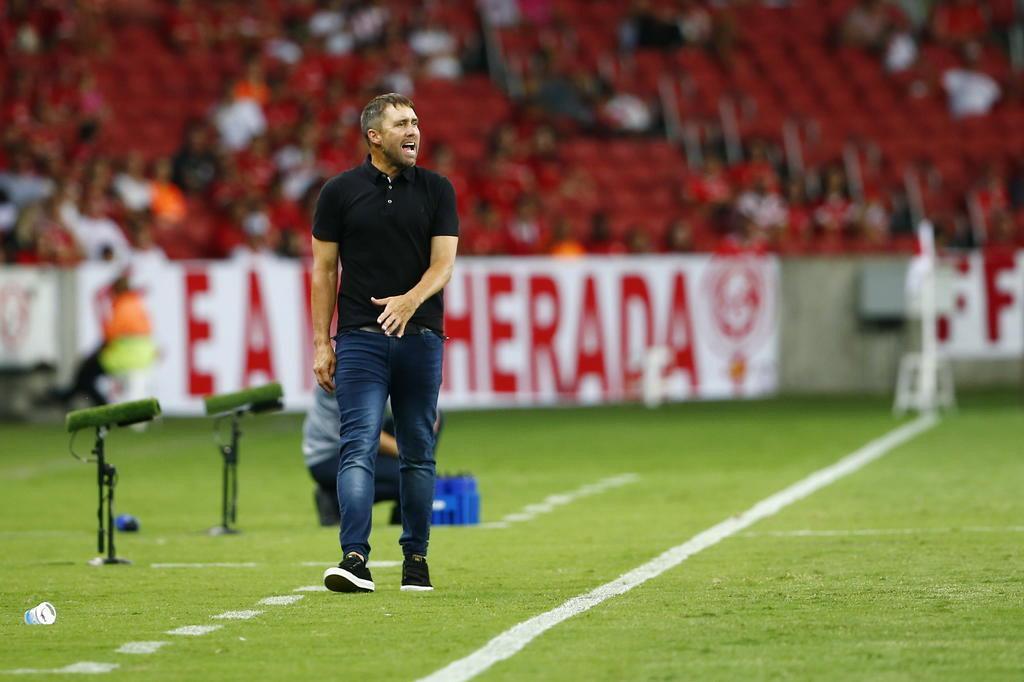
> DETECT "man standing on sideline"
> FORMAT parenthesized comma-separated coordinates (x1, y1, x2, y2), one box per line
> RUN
(310, 93, 458, 593)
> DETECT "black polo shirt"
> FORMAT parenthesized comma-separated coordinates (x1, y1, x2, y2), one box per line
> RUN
(312, 156, 459, 333)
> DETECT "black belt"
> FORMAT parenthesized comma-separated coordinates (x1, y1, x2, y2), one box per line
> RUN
(356, 323, 432, 335)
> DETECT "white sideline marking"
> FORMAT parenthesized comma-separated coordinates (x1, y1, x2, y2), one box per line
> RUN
(294, 585, 329, 592)
(479, 474, 639, 529)
(258, 595, 304, 606)
(5, 662, 118, 675)
(116, 642, 168, 655)
(744, 525, 1024, 538)
(418, 414, 938, 682)
(212, 610, 262, 620)
(151, 563, 258, 569)
(166, 625, 222, 636)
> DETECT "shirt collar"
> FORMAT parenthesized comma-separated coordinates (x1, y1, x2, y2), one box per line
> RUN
(362, 155, 416, 184)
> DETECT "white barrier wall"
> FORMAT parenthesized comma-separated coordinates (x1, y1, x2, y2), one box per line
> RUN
(76, 255, 781, 414)
(0, 267, 60, 368)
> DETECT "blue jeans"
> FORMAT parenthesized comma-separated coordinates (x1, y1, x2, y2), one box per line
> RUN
(334, 328, 443, 559)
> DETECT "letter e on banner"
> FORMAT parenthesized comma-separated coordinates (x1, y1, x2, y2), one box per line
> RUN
(487, 273, 517, 394)
(185, 268, 213, 395)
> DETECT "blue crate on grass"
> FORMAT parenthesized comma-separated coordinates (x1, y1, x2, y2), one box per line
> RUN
(432, 474, 480, 525)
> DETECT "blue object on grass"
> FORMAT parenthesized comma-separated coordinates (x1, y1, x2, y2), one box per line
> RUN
(115, 514, 140, 532)
(431, 475, 480, 525)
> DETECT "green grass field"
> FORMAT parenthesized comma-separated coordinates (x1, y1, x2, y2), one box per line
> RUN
(1, 394, 1022, 680)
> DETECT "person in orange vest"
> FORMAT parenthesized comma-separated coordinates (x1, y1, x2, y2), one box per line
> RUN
(51, 272, 156, 406)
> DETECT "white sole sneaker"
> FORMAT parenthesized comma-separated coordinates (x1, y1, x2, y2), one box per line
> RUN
(323, 567, 375, 592)
(400, 584, 434, 592)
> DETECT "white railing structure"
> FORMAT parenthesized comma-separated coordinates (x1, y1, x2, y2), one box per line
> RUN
(718, 96, 743, 165)
(782, 119, 804, 180)
(658, 74, 684, 144)
(894, 220, 956, 414)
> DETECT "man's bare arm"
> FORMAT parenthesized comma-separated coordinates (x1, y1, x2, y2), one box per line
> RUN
(311, 236, 339, 392)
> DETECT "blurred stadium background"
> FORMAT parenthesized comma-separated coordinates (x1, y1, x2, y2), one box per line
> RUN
(1, 0, 1023, 679)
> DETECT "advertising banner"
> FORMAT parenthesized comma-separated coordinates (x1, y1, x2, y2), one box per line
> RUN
(76, 255, 780, 414)
(0, 267, 59, 368)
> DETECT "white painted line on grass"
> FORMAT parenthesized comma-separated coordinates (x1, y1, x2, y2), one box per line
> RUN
(166, 625, 222, 636)
(258, 595, 304, 606)
(743, 525, 1024, 538)
(418, 414, 938, 682)
(479, 473, 639, 529)
(116, 642, 168, 655)
(151, 563, 258, 569)
(212, 610, 262, 620)
(5, 662, 119, 675)
(294, 585, 329, 592)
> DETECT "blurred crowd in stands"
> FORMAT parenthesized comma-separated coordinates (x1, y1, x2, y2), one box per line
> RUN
(1, 0, 1022, 266)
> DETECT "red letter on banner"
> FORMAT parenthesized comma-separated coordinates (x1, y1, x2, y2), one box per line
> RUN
(185, 268, 213, 395)
(443, 273, 475, 392)
(664, 272, 698, 389)
(487, 273, 517, 393)
(573, 276, 608, 394)
(241, 270, 276, 386)
(620, 274, 653, 392)
(983, 252, 1015, 342)
(528, 275, 563, 394)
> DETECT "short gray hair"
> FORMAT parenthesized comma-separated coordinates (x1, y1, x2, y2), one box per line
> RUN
(360, 93, 415, 143)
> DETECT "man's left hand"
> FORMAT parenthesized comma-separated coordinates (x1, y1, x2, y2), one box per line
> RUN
(371, 294, 419, 337)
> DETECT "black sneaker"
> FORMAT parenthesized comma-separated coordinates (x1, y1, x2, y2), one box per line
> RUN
(401, 555, 433, 592)
(323, 552, 375, 593)
(314, 488, 340, 527)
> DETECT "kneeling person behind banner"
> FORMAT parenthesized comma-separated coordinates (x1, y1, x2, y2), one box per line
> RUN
(303, 385, 445, 528)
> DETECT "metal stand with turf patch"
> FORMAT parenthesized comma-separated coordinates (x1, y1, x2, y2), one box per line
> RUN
(203, 383, 284, 536)
(65, 398, 163, 566)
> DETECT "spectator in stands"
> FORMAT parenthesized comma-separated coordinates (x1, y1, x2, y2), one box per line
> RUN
(600, 92, 656, 134)
(851, 191, 891, 247)
(75, 72, 108, 143)
(233, 58, 271, 107)
(67, 191, 131, 263)
(172, 124, 220, 195)
(547, 216, 585, 258)
(215, 83, 267, 151)
(150, 158, 188, 225)
(941, 41, 1001, 118)
(0, 148, 55, 208)
(663, 218, 695, 253)
(113, 154, 152, 214)
(462, 201, 508, 256)
(620, 0, 683, 51)
(840, 0, 903, 53)
(505, 195, 548, 255)
(34, 198, 82, 266)
(409, 18, 461, 80)
(625, 225, 654, 254)
(784, 176, 814, 251)
(585, 212, 626, 254)
(814, 167, 854, 251)
(736, 177, 788, 248)
(0, 188, 17, 238)
(931, 0, 989, 48)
